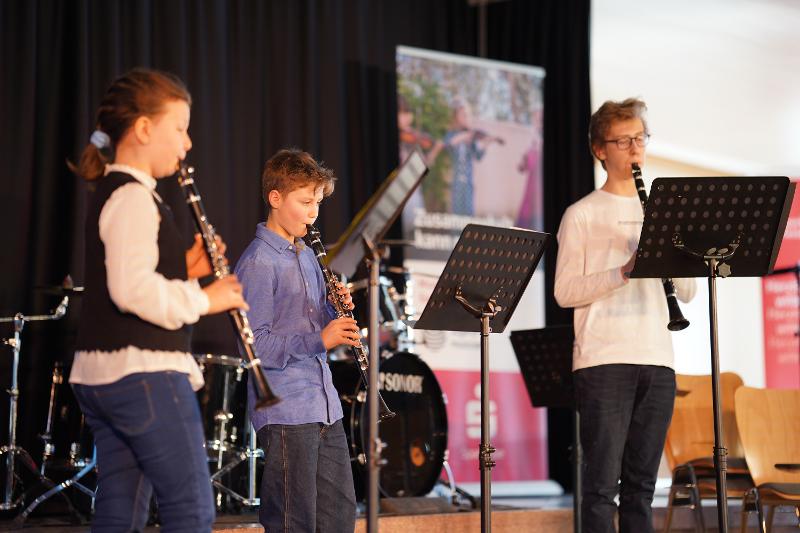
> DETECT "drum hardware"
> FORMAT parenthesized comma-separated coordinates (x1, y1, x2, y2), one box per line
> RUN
(209, 423, 263, 510)
(330, 351, 448, 501)
(194, 354, 261, 510)
(39, 361, 94, 472)
(0, 296, 70, 511)
(15, 448, 96, 525)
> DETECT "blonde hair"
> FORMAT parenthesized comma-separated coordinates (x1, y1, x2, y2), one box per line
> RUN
(588, 98, 648, 168)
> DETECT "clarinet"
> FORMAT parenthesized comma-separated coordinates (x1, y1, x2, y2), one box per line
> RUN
(632, 163, 690, 331)
(303, 224, 395, 421)
(177, 163, 280, 408)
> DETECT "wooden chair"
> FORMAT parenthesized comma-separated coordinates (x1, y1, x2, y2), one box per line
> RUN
(663, 373, 753, 532)
(735, 387, 800, 533)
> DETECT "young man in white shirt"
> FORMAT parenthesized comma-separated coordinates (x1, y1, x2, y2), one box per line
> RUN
(554, 98, 696, 533)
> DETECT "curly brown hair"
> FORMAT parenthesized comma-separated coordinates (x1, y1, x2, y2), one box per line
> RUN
(261, 149, 336, 210)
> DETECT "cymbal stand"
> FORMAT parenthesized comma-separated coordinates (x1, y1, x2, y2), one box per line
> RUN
(0, 296, 69, 510)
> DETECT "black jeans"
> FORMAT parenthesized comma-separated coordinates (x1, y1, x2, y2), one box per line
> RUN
(574, 364, 676, 533)
(257, 419, 356, 533)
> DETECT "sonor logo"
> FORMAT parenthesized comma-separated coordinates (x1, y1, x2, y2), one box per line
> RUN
(379, 372, 424, 394)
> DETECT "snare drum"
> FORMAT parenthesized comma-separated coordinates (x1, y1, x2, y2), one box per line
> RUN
(330, 351, 448, 499)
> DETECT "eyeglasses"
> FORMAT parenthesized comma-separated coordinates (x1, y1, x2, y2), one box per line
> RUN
(604, 134, 650, 150)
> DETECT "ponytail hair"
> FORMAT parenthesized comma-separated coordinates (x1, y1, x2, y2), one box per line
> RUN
(71, 68, 191, 181)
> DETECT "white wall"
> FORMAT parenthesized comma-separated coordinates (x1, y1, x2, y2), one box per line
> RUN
(591, 0, 800, 177)
(589, 0, 800, 385)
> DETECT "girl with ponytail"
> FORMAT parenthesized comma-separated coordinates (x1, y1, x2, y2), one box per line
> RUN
(69, 68, 246, 532)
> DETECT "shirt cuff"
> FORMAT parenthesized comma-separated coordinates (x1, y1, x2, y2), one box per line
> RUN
(190, 279, 211, 315)
(611, 267, 628, 288)
(305, 331, 326, 356)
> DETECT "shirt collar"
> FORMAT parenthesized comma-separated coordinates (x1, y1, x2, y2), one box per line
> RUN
(105, 163, 157, 190)
(256, 223, 302, 254)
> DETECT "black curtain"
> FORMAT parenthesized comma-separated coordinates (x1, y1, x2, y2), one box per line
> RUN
(0, 0, 592, 492)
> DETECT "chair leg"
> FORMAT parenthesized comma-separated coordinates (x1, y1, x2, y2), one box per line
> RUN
(741, 488, 753, 533)
(690, 485, 705, 533)
(754, 489, 766, 533)
(765, 505, 775, 533)
(663, 486, 676, 533)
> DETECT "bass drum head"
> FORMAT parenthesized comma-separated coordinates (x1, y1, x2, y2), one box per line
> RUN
(330, 351, 448, 500)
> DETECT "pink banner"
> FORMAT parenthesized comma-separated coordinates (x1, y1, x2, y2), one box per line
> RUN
(761, 178, 800, 388)
(433, 369, 548, 482)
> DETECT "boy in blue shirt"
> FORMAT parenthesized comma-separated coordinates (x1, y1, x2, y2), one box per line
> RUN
(235, 148, 360, 532)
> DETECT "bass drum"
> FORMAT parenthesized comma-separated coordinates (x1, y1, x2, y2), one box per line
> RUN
(330, 351, 448, 500)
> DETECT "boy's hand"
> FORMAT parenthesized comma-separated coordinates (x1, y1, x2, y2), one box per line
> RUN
(321, 317, 360, 350)
(186, 233, 227, 279)
(328, 281, 355, 311)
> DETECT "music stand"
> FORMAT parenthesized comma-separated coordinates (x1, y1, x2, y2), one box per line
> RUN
(324, 149, 429, 533)
(630, 176, 795, 533)
(509, 326, 581, 533)
(410, 224, 549, 533)
(325, 148, 429, 279)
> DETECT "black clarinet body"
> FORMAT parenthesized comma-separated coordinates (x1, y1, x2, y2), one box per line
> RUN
(303, 225, 395, 421)
(177, 164, 280, 408)
(632, 163, 690, 331)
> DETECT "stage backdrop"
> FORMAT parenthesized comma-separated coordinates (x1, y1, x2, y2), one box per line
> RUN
(396, 46, 547, 483)
(0, 0, 592, 493)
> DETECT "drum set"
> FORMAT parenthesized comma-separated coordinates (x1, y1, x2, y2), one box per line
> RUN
(0, 269, 455, 521)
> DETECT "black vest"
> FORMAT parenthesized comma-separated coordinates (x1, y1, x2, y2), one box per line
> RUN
(76, 172, 192, 353)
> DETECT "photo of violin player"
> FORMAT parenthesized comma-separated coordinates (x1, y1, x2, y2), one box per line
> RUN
(443, 97, 504, 216)
(396, 49, 544, 234)
(398, 94, 444, 166)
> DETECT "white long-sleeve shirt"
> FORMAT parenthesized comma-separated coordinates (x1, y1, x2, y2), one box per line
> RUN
(554, 189, 696, 371)
(70, 164, 209, 389)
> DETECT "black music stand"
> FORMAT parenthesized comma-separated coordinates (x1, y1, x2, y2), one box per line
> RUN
(409, 224, 549, 533)
(630, 176, 795, 533)
(509, 326, 581, 533)
(323, 149, 429, 533)
(325, 148, 429, 279)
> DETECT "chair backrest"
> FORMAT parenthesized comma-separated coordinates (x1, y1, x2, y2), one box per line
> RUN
(665, 372, 745, 470)
(735, 386, 800, 487)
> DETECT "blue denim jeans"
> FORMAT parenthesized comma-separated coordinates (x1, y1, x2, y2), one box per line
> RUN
(257, 419, 356, 533)
(73, 372, 214, 532)
(574, 364, 676, 533)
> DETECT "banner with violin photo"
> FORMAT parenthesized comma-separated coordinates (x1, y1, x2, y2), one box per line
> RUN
(396, 46, 548, 485)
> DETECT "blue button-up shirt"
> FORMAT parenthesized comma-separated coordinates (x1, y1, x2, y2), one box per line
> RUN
(234, 224, 343, 430)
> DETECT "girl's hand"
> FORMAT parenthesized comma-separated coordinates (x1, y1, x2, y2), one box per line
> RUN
(186, 233, 226, 278)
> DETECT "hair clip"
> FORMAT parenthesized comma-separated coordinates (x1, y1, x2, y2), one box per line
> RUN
(90, 130, 111, 150)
